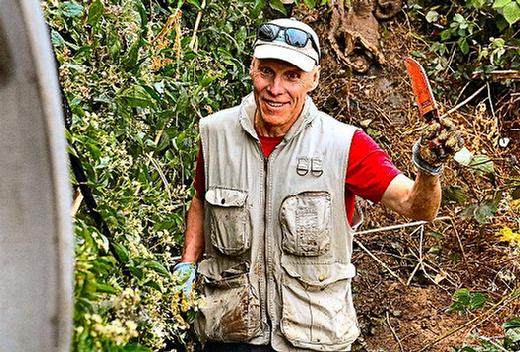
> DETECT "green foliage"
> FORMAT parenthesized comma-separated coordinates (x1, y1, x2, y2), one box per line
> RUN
(449, 288, 488, 314)
(43, 0, 261, 350)
(408, 0, 519, 97)
(454, 317, 520, 351)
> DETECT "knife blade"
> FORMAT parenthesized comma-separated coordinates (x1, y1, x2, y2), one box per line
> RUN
(404, 57, 439, 123)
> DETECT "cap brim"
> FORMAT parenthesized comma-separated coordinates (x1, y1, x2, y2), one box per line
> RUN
(253, 44, 316, 72)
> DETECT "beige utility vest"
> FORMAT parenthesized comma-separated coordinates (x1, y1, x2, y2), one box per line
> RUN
(196, 93, 360, 351)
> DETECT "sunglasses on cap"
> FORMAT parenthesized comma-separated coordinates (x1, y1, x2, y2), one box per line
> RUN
(256, 23, 321, 61)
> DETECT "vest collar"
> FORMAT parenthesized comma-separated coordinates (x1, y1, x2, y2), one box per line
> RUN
(239, 92, 318, 142)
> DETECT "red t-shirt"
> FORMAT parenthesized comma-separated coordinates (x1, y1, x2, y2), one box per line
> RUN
(194, 130, 401, 224)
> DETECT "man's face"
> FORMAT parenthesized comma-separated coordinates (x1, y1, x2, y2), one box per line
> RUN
(250, 58, 319, 136)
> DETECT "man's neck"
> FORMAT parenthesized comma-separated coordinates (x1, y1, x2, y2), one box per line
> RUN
(254, 109, 301, 138)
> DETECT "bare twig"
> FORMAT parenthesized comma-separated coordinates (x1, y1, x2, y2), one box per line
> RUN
(354, 238, 407, 286)
(472, 70, 520, 80)
(440, 85, 486, 118)
(479, 336, 509, 352)
(448, 216, 468, 267)
(355, 216, 452, 235)
(386, 311, 405, 352)
(189, 0, 206, 51)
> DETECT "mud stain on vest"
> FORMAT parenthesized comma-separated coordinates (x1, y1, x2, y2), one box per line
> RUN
(215, 286, 262, 340)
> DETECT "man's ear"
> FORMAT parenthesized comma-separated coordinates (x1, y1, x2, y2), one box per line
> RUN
(249, 57, 257, 76)
(308, 65, 321, 91)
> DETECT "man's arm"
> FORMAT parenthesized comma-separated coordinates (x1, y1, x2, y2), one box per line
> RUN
(180, 194, 205, 263)
(380, 171, 441, 221)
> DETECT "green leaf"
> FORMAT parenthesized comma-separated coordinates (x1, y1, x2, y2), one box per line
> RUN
(252, 0, 266, 18)
(440, 29, 452, 41)
(119, 85, 154, 108)
(186, 0, 201, 9)
(61, 2, 84, 18)
(426, 10, 439, 23)
(470, 0, 486, 8)
(458, 38, 470, 54)
(503, 1, 520, 25)
(512, 186, 520, 199)
(142, 260, 170, 277)
(504, 318, 520, 329)
(269, 0, 288, 15)
(51, 30, 65, 47)
(454, 13, 465, 22)
(94, 282, 117, 294)
(87, 0, 104, 26)
(493, 0, 512, 8)
(469, 155, 495, 174)
(144, 280, 162, 291)
(113, 242, 130, 263)
(474, 201, 498, 224)
(443, 185, 467, 205)
(469, 292, 487, 310)
(133, 0, 148, 29)
(303, 0, 317, 8)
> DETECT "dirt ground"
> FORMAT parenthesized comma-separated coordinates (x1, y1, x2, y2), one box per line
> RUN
(294, 5, 520, 352)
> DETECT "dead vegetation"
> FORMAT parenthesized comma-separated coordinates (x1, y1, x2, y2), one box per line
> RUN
(298, 5, 520, 352)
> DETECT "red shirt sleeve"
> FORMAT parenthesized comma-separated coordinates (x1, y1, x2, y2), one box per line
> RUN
(343, 130, 401, 224)
(346, 130, 401, 203)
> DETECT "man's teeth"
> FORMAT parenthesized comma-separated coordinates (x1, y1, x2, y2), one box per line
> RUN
(266, 101, 284, 107)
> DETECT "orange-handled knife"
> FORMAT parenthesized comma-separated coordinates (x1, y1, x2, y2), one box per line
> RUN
(405, 57, 448, 159)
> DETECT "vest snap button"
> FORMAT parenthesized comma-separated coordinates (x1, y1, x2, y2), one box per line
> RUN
(221, 198, 226, 204)
(318, 274, 326, 282)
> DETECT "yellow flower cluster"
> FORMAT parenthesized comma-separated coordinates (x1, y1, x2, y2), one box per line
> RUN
(93, 317, 138, 346)
(497, 226, 520, 248)
(115, 288, 141, 319)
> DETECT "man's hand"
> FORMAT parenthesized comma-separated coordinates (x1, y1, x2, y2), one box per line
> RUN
(173, 262, 196, 299)
(414, 118, 464, 174)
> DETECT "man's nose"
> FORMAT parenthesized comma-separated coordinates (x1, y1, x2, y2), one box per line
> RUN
(267, 75, 284, 95)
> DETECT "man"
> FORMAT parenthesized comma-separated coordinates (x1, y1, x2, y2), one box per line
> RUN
(173, 18, 462, 352)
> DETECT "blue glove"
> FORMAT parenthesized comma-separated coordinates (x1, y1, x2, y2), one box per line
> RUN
(173, 262, 196, 299)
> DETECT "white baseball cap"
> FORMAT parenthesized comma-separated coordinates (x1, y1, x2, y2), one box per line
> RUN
(253, 18, 321, 72)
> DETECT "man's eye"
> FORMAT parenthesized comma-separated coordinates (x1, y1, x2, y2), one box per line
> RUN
(286, 72, 300, 80)
(261, 67, 273, 75)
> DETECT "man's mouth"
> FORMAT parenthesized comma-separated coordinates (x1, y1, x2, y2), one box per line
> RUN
(264, 99, 287, 108)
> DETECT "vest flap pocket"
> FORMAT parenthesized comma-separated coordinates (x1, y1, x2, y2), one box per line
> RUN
(198, 257, 249, 288)
(281, 261, 356, 288)
(280, 262, 359, 350)
(196, 257, 262, 342)
(279, 191, 331, 257)
(205, 188, 247, 207)
(205, 187, 251, 256)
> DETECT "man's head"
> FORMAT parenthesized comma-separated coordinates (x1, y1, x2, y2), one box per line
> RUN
(250, 19, 321, 136)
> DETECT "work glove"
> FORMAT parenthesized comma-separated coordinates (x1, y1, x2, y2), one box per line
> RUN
(413, 118, 464, 175)
(173, 262, 196, 299)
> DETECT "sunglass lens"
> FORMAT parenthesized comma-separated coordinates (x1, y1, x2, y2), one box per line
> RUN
(285, 28, 308, 48)
(258, 24, 279, 41)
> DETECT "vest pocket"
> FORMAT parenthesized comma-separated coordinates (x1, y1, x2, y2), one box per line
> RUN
(196, 258, 262, 342)
(279, 261, 359, 351)
(205, 188, 251, 256)
(279, 191, 331, 256)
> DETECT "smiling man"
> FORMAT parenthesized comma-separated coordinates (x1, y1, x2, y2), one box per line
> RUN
(173, 18, 462, 352)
